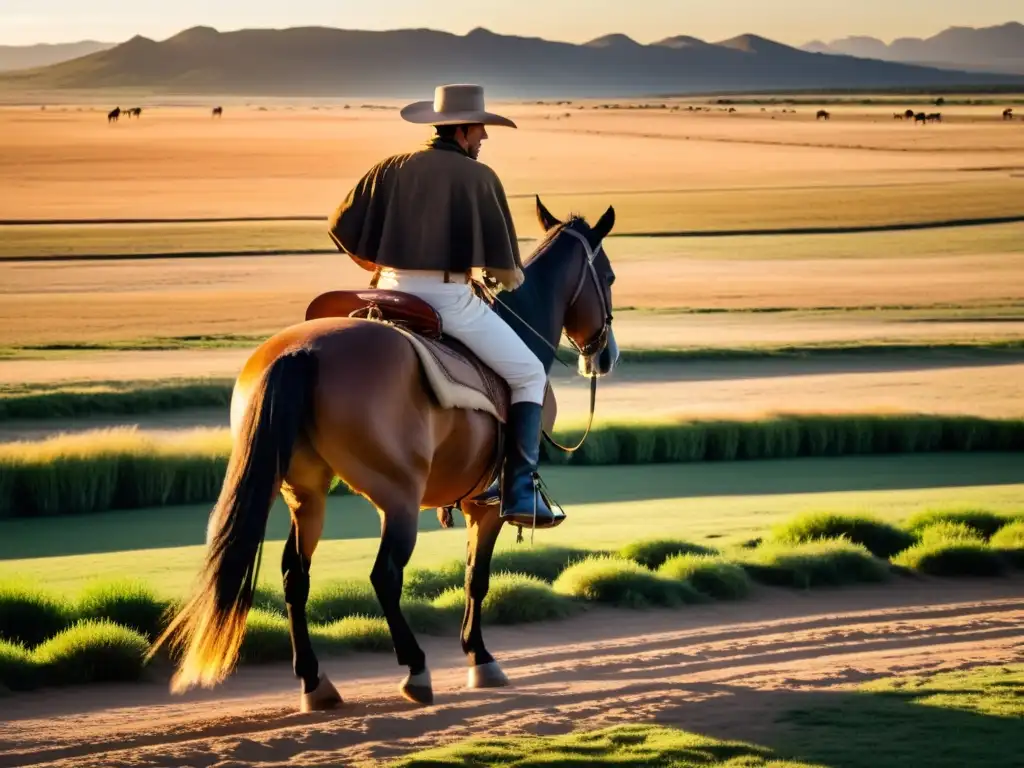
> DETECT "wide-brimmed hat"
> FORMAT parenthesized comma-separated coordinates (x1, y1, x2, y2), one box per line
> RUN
(400, 84, 517, 128)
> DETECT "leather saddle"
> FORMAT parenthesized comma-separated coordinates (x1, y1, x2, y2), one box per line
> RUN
(305, 289, 511, 423)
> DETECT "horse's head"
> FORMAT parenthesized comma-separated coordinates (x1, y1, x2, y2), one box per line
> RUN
(535, 195, 619, 377)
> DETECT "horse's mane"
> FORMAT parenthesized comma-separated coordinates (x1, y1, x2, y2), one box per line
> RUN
(523, 213, 589, 266)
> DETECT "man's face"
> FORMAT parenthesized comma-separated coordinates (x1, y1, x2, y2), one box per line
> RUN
(461, 124, 488, 159)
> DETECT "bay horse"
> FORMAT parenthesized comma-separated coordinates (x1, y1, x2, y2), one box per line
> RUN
(149, 196, 619, 710)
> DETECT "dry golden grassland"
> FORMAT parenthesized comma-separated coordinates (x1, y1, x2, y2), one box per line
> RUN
(1, 100, 1022, 412)
(2, 102, 1023, 227)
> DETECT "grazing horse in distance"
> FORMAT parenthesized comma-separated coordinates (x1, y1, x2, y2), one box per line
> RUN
(904, 109, 915, 120)
(148, 196, 620, 711)
(914, 112, 928, 125)
(1004, 108, 1014, 121)
(128, 107, 142, 118)
(893, 112, 904, 120)
(816, 109, 830, 121)
(212, 106, 223, 118)
(926, 112, 942, 123)
(107, 107, 120, 123)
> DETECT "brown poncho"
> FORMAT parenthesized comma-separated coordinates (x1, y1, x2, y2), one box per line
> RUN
(328, 139, 524, 290)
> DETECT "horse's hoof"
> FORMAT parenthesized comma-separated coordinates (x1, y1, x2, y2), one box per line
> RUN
(300, 673, 343, 713)
(400, 668, 434, 706)
(467, 661, 509, 689)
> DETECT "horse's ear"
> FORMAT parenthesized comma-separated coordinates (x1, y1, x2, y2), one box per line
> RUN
(536, 195, 561, 231)
(591, 205, 615, 244)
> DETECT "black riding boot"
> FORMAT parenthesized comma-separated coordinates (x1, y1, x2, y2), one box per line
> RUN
(499, 402, 565, 529)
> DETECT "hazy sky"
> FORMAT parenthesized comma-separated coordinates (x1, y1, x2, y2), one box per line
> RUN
(1, 0, 1020, 47)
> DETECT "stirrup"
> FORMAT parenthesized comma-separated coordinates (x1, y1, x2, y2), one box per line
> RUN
(502, 473, 566, 544)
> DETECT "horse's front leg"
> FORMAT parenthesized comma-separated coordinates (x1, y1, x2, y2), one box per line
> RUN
(461, 500, 510, 688)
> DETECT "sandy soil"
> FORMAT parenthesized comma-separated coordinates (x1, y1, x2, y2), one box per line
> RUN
(0, 577, 1020, 768)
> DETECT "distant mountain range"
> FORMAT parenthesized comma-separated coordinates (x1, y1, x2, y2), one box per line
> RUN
(0, 41, 115, 72)
(804, 22, 1024, 75)
(1, 25, 1022, 97)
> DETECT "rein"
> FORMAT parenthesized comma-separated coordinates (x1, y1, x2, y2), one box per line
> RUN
(490, 224, 612, 455)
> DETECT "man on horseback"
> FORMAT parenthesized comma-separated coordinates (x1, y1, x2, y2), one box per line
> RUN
(327, 83, 559, 529)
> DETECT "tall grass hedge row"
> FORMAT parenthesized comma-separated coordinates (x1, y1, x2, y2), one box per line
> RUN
(5, 341, 1022, 422)
(0, 381, 233, 421)
(3, 414, 1023, 518)
(3, 510, 1022, 694)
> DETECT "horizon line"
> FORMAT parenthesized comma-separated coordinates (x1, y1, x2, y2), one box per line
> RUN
(3, 19, 1022, 51)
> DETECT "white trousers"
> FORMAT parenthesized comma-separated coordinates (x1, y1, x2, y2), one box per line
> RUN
(375, 269, 547, 405)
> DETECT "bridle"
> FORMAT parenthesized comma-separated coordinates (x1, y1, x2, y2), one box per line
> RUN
(561, 227, 613, 360)
(490, 223, 614, 455)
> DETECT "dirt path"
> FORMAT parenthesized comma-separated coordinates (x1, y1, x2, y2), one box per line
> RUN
(1, 577, 1022, 768)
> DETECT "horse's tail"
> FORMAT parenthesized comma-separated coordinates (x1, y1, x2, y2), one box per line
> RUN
(147, 346, 317, 693)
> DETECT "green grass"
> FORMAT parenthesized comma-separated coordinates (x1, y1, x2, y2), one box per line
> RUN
(904, 508, 1018, 539)
(2, 455, 1022, 596)
(74, 578, 172, 640)
(392, 664, 1024, 768)
(891, 524, 1008, 577)
(735, 539, 893, 588)
(0, 378, 235, 420)
(4, 415, 1023, 519)
(0, 580, 72, 647)
(3, 493, 1024, 693)
(392, 723, 808, 767)
(658, 555, 753, 600)
(553, 555, 704, 608)
(770, 511, 916, 558)
(432, 573, 579, 625)
(777, 665, 1024, 768)
(990, 521, 1024, 567)
(31, 620, 149, 685)
(618, 539, 717, 569)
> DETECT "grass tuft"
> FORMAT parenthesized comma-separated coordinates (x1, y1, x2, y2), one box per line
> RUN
(905, 508, 1014, 540)
(658, 555, 753, 600)
(392, 723, 794, 767)
(403, 560, 465, 601)
(32, 620, 148, 685)
(771, 511, 916, 559)
(553, 556, 703, 608)
(316, 616, 393, 653)
(490, 546, 598, 583)
(736, 539, 892, 589)
(0, 581, 71, 647)
(432, 574, 579, 625)
(619, 539, 718, 570)
(307, 579, 382, 624)
(0, 639, 39, 692)
(892, 528, 1007, 578)
(990, 521, 1024, 568)
(75, 579, 171, 640)
(238, 609, 293, 664)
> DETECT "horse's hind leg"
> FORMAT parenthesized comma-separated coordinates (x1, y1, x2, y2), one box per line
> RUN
(461, 501, 510, 688)
(279, 444, 341, 713)
(370, 496, 432, 704)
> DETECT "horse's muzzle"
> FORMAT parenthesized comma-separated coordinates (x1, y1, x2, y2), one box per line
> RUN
(579, 328, 619, 377)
